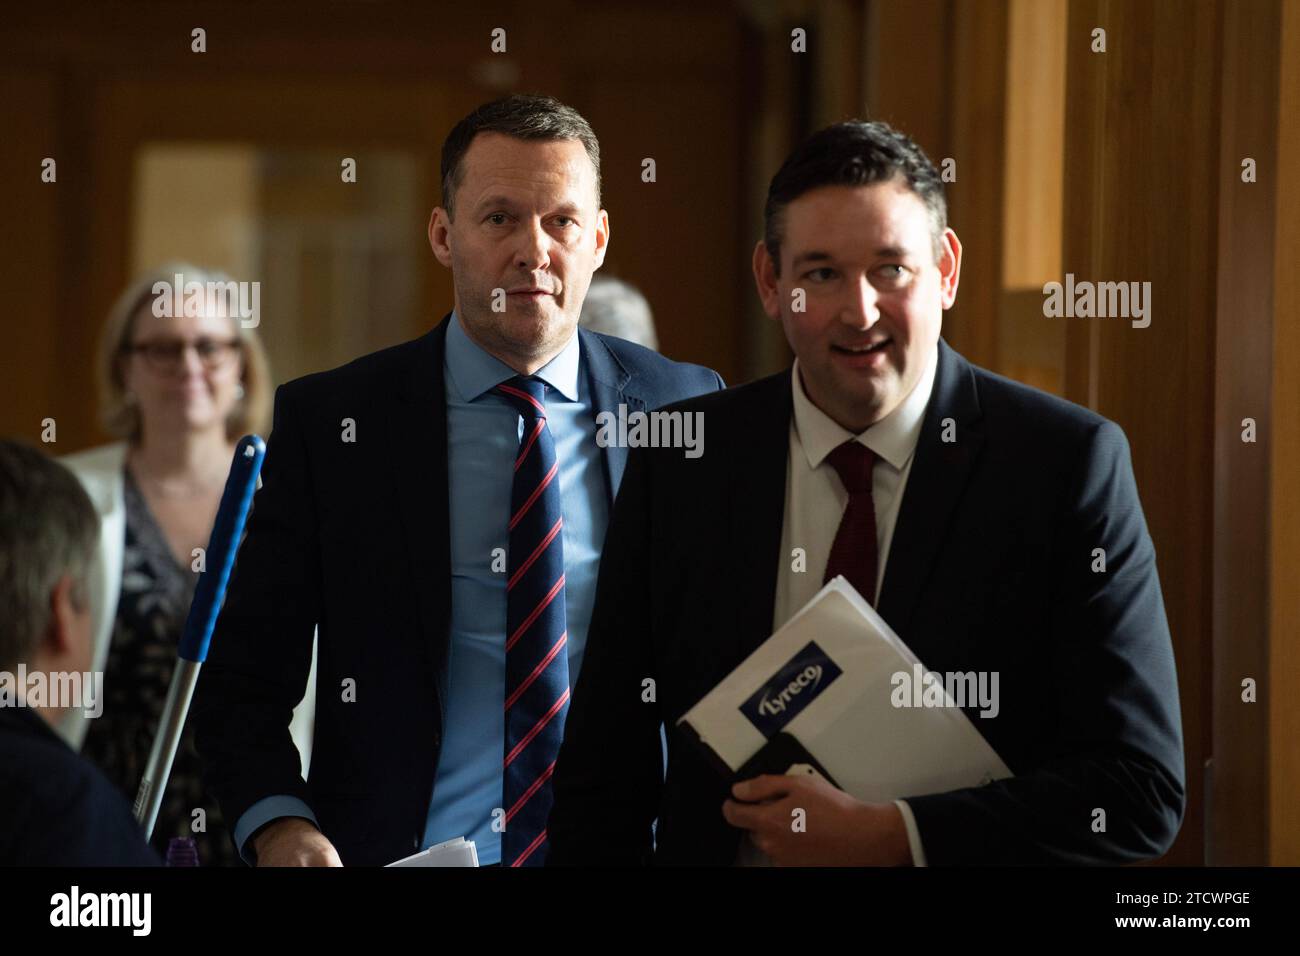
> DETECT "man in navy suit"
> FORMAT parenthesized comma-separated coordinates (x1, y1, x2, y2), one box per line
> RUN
(547, 121, 1185, 865)
(0, 441, 159, 866)
(193, 95, 723, 867)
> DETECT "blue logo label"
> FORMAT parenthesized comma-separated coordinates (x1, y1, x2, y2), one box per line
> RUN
(740, 641, 842, 737)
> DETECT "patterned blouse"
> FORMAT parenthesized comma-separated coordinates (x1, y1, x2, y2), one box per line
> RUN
(80, 468, 238, 866)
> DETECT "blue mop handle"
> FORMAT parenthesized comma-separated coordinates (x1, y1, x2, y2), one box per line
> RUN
(178, 435, 265, 662)
(133, 435, 265, 836)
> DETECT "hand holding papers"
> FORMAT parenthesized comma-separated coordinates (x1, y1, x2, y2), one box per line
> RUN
(678, 576, 1011, 803)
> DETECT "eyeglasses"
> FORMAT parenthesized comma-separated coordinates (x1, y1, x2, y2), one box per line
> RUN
(124, 338, 241, 372)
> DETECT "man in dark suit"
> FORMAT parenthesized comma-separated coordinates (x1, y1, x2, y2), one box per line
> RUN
(193, 95, 723, 867)
(0, 440, 159, 866)
(548, 120, 1185, 865)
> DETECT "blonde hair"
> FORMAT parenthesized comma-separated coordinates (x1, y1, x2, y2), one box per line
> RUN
(97, 262, 272, 443)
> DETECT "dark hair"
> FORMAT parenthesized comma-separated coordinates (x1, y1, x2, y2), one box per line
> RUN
(440, 94, 601, 219)
(763, 120, 947, 274)
(0, 440, 99, 669)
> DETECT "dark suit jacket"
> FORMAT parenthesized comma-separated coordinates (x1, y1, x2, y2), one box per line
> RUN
(0, 705, 160, 865)
(547, 338, 1186, 865)
(192, 313, 724, 866)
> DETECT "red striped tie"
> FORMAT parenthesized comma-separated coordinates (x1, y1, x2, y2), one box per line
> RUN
(495, 376, 569, 867)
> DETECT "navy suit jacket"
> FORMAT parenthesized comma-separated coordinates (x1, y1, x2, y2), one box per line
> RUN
(547, 338, 1186, 865)
(193, 313, 724, 866)
(0, 704, 160, 866)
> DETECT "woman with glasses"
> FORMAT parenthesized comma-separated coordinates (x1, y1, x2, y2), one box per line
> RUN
(59, 263, 273, 866)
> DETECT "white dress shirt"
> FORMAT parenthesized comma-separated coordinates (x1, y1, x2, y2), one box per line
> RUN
(737, 345, 938, 866)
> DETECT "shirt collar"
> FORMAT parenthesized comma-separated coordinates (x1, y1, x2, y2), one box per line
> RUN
(790, 344, 938, 473)
(444, 310, 581, 403)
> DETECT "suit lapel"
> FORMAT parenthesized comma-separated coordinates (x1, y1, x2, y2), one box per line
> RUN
(579, 329, 643, 503)
(388, 314, 454, 677)
(876, 338, 986, 639)
(729, 372, 794, 662)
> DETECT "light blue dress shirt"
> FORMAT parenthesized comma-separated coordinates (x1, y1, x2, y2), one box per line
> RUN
(233, 313, 609, 865)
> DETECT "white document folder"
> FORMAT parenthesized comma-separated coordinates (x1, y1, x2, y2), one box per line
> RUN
(385, 837, 480, 868)
(677, 576, 1012, 803)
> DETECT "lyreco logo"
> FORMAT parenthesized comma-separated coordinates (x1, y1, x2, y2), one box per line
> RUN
(740, 641, 842, 736)
(759, 667, 821, 716)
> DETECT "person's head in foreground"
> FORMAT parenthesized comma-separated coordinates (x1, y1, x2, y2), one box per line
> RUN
(0, 440, 99, 728)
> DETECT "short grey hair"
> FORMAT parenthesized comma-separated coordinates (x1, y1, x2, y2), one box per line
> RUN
(0, 441, 99, 670)
(578, 275, 659, 351)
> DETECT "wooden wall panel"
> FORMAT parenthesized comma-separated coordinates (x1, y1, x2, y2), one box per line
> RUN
(941, 0, 1006, 370)
(1211, 0, 1281, 867)
(865, 0, 950, 162)
(0, 73, 59, 450)
(1062, 0, 1224, 866)
(1268, 0, 1300, 867)
(567, 5, 744, 381)
(1003, 0, 1066, 291)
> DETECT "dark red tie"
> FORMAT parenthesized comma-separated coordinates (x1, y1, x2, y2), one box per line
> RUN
(823, 439, 879, 606)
